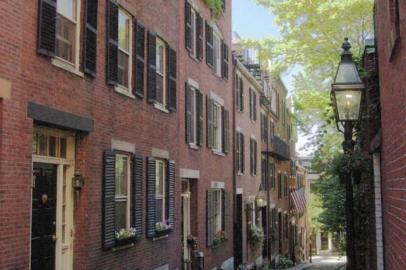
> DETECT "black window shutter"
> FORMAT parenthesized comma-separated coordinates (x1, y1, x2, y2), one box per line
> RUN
(235, 75, 239, 109)
(250, 139, 253, 175)
(206, 190, 214, 246)
(235, 132, 240, 171)
(146, 157, 156, 238)
(167, 47, 177, 111)
(84, 0, 98, 77)
(249, 89, 252, 119)
(197, 14, 204, 60)
(167, 161, 176, 229)
(133, 21, 145, 98)
(133, 154, 144, 239)
(222, 108, 229, 153)
(222, 191, 230, 237)
(185, 83, 192, 143)
(197, 90, 204, 146)
(254, 141, 257, 175)
(222, 0, 226, 12)
(106, 0, 119, 85)
(37, 0, 57, 56)
(207, 97, 214, 148)
(103, 150, 116, 250)
(253, 92, 257, 121)
(205, 22, 214, 68)
(147, 31, 157, 103)
(185, 1, 192, 51)
(240, 78, 244, 111)
(221, 41, 229, 79)
(241, 134, 245, 173)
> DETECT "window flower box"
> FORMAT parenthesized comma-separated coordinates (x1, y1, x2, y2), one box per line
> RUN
(211, 230, 227, 248)
(115, 227, 137, 247)
(155, 220, 172, 237)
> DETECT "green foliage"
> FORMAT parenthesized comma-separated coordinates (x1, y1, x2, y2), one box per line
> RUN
(276, 256, 294, 269)
(204, 0, 224, 17)
(248, 224, 265, 249)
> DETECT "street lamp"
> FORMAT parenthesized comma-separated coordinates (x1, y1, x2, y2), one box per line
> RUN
(331, 38, 365, 270)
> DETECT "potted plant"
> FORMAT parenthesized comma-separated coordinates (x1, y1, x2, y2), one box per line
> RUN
(276, 256, 294, 269)
(115, 227, 137, 246)
(212, 230, 226, 248)
(155, 220, 172, 237)
(248, 224, 265, 249)
(187, 235, 198, 250)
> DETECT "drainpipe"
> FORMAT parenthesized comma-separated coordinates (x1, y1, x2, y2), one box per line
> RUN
(232, 53, 237, 269)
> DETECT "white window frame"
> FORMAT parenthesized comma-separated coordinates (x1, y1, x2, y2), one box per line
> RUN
(115, 8, 133, 93)
(213, 102, 222, 152)
(213, 31, 222, 77)
(156, 38, 167, 108)
(115, 153, 131, 231)
(53, 0, 82, 75)
(213, 189, 223, 233)
(190, 86, 198, 145)
(190, 8, 197, 58)
(155, 159, 167, 224)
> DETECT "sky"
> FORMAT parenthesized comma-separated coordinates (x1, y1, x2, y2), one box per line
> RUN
(232, 0, 312, 156)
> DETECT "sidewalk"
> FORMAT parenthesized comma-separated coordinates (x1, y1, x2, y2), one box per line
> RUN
(281, 251, 347, 270)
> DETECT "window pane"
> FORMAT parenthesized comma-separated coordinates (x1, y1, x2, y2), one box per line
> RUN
(57, 0, 76, 20)
(49, 136, 57, 157)
(155, 198, 163, 222)
(115, 201, 127, 231)
(32, 133, 38, 154)
(156, 162, 164, 195)
(115, 155, 128, 196)
(118, 11, 130, 51)
(60, 138, 67, 158)
(38, 134, 48, 156)
(156, 73, 164, 104)
(56, 15, 76, 63)
(118, 50, 129, 87)
(156, 44, 164, 74)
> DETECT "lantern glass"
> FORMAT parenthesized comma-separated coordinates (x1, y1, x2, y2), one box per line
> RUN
(334, 90, 362, 121)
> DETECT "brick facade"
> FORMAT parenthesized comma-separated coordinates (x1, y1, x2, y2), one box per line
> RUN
(375, 1, 406, 269)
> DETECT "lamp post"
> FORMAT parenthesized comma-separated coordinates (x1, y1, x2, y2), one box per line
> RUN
(331, 38, 364, 270)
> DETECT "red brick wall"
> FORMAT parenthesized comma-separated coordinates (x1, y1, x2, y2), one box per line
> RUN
(234, 64, 263, 265)
(375, 1, 406, 269)
(176, 0, 234, 269)
(0, 0, 182, 269)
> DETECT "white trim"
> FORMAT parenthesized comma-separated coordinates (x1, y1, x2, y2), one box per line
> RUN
(114, 85, 136, 99)
(180, 168, 200, 179)
(210, 91, 224, 106)
(112, 139, 135, 154)
(187, 78, 199, 89)
(236, 188, 243, 194)
(211, 181, 225, 189)
(51, 58, 84, 77)
(152, 148, 170, 160)
(236, 126, 242, 132)
(117, 8, 133, 89)
(154, 103, 170, 113)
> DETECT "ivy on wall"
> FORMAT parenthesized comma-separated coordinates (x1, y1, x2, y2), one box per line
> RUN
(204, 0, 224, 17)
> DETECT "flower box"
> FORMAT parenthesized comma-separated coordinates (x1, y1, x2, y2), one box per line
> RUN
(155, 228, 172, 238)
(115, 236, 136, 247)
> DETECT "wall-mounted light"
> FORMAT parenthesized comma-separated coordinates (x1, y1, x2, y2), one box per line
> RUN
(72, 171, 84, 190)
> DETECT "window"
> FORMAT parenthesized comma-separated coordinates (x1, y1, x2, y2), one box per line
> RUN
(117, 9, 131, 88)
(32, 131, 68, 158)
(235, 75, 244, 111)
(249, 88, 257, 121)
(213, 102, 222, 152)
(155, 159, 167, 224)
(213, 189, 223, 232)
(56, 0, 80, 65)
(213, 32, 222, 77)
(261, 154, 267, 188)
(261, 112, 268, 142)
(278, 173, 282, 199)
(156, 38, 167, 106)
(236, 132, 244, 174)
(115, 154, 131, 232)
(250, 138, 257, 176)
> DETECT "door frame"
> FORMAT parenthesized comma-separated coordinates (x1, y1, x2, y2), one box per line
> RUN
(181, 180, 192, 269)
(31, 127, 75, 270)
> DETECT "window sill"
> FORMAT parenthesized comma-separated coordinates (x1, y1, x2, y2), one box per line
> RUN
(188, 143, 199, 150)
(51, 58, 84, 78)
(212, 150, 225, 157)
(188, 53, 201, 63)
(114, 86, 136, 99)
(236, 172, 244, 176)
(154, 103, 169, 113)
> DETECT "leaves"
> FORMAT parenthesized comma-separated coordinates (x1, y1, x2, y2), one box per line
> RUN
(205, 0, 224, 17)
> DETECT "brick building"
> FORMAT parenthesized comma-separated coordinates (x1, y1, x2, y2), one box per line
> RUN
(233, 58, 266, 268)
(178, 0, 233, 269)
(0, 0, 185, 269)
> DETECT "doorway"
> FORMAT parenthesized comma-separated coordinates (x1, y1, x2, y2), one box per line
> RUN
(31, 127, 75, 270)
(234, 194, 243, 268)
(181, 180, 192, 270)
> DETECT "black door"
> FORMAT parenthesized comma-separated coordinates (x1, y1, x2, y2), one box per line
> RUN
(31, 163, 57, 270)
(234, 194, 243, 268)
(261, 207, 268, 259)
